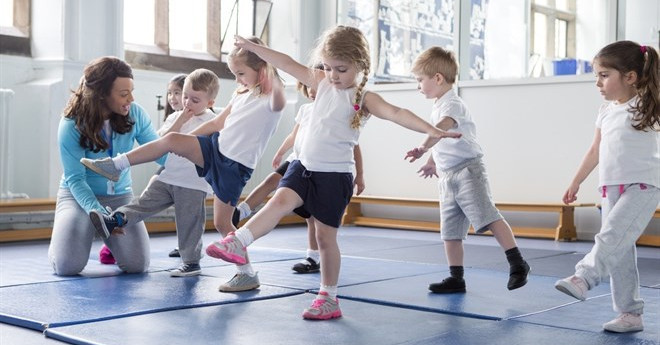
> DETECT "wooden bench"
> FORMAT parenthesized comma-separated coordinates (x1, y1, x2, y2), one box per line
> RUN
(594, 205, 659, 247)
(0, 197, 304, 242)
(343, 195, 596, 242)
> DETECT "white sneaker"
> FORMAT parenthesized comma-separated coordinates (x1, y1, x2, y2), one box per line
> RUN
(554, 275, 588, 301)
(603, 313, 644, 333)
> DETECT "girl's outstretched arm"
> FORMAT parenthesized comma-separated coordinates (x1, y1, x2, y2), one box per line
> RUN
(269, 77, 286, 112)
(190, 105, 231, 136)
(562, 128, 600, 204)
(234, 35, 318, 90)
(363, 92, 460, 161)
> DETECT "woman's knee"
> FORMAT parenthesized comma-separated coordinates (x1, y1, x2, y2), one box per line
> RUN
(50, 256, 85, 276)
(118, 256, 150, 273)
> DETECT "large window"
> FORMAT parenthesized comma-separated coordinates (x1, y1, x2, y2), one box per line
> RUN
(0, 0, 30, 56)
(124, 0, 272, 78)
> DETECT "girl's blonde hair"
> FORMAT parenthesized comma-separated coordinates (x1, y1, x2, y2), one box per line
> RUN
(315, 25, 371, 129)
(229, 36, 282, 95)
(595, 40, 659, 131)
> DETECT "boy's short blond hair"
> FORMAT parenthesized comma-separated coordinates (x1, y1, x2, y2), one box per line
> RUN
(411, 46, 458, 84)
(185, 68, 220, 99)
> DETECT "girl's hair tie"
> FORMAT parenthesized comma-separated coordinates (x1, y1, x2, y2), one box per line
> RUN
(640, 45, 647, 54)
(353, 104, 360, 111)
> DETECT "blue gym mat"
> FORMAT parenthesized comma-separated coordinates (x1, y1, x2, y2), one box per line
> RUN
(337, 268, 613, 320)
(513, 287, 659, 343)
(0, 322, 65, 345)
(403, 319, 658, 345)
(203, 255, 446, 290)
(44, 293, 496, 345)
(0, 271, 302, 331)
(147, 246, 305, 271)
(0, 256, 125, 287)
(353, 243, 572, 266)
(477, 253, 660, 288)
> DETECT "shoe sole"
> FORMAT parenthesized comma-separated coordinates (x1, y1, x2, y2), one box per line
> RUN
(218, 283, 259, 292)
(429, 288, 466, 294)
(170, 270, 201, 277)
(81, 159, 119, 182)
(554, 280, 586, 301)
(205, 243, 247, 265)
(302, 310, 342, 320)
(603, 325, 643, 333)
(89, 211, 111, 239)
(292, 266, 320, 274)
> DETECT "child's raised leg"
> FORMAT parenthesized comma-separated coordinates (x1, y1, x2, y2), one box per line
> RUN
(489, 219, 530, 290)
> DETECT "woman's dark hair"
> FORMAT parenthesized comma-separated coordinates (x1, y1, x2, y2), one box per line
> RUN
(63, 56, 135, 152)
(164, 74, 187, 121)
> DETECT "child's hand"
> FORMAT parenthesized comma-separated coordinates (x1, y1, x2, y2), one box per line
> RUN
(562, 183, 580, 204)
(234, 35, 252, 50)
(354, 175, 365, 195)
(417, 162, 438, 178)
(181, 107, 195, 121)
(272, 154, 283, 170)
(404, 147, 428, 162)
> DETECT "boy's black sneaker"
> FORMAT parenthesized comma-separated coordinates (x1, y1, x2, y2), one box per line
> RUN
(429, 276, 466, 293)
(508, 261, 530, 290)
(292, 257, 320, 274)
(168, 248, 180, 257)
(89, 210, 125, 239)
(170, 263, 201, 277)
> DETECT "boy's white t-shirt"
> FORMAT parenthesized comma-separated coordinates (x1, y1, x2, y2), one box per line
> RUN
(157, 109, 215, 193)
(596, 97, 660, 188)
(298, 78, 368, 172)
(285, 102, 313, 162)
(219, 90, 283, 169)
(430, 89, 483, 171)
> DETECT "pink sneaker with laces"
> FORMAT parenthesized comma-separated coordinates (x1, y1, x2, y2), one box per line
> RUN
(302, 292, 342, 320)
(554, 275, 588, 301)
(205, 232, 248, 265)
(99, 244, 115, 265)
(603, 313, 644, 333)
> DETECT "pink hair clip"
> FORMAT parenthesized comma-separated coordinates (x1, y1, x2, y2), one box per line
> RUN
(353, 104, 360, 111)
(641, 45, 647, 54)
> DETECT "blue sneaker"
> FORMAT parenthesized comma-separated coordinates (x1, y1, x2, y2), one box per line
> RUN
(90, 209, 125, 239)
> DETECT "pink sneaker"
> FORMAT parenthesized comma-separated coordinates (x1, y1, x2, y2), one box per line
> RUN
(554, 275, 588, 301)
(205, 232, 248, 265)
(99, 244, 115, 265)
(302, 292, 342, 320)
(603, 313, 644, 333)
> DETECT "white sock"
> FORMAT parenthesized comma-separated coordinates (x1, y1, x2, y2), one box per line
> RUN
(234, 227, 254, 247)
(320, 284, 337, 299)
(307, 249, 320, 263)
(112, 153, 131, 170)
(236, 202, 252, 220)
(236, 263, 255, 276)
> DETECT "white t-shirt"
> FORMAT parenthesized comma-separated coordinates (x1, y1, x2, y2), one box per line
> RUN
(430, 89, 483, 170)
(297, 79, 368, 172)
(596, 97, 659, 187)
(285, 102, 313, 162)
(157, 109, 215, 192)
(218, 91, 283, 169)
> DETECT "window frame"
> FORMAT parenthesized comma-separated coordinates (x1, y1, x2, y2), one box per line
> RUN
(530, 0, 577, 59)
(0, 0, 31, 57)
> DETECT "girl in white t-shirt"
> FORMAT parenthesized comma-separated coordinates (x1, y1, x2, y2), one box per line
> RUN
(206, 26, 461, 320)
(81, 37, 286, 293)
(555, 41, 659, 333)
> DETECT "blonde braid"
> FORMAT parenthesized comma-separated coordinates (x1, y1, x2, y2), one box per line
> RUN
(351, 70, 370, 129)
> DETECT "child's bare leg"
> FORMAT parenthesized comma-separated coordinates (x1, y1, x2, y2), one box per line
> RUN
(315, 220, 339, 287)
(241, 188, 303, 240)
(444, 239, 464, 266)
(429, 239, 466, 294)
(292, 217, 320, 273)
(127, 133, 204, 167)
(307, 218, 318, 250)
(213, 197, 237, 237)
(488, 219, 517, 250)
(242, 172, 283, 210)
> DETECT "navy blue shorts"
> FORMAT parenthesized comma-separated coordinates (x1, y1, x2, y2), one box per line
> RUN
(279, 160, 352, 227)
(196, 132, 253, 206)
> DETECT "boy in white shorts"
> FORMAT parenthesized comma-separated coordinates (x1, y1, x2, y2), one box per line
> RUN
(406, 47, 530, 293)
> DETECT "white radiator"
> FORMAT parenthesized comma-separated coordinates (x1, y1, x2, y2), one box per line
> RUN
(0, 88, 28, 199)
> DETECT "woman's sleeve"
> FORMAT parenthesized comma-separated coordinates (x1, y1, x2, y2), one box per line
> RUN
(131, 103, 167, 165)
(58, 118, 105, 213)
